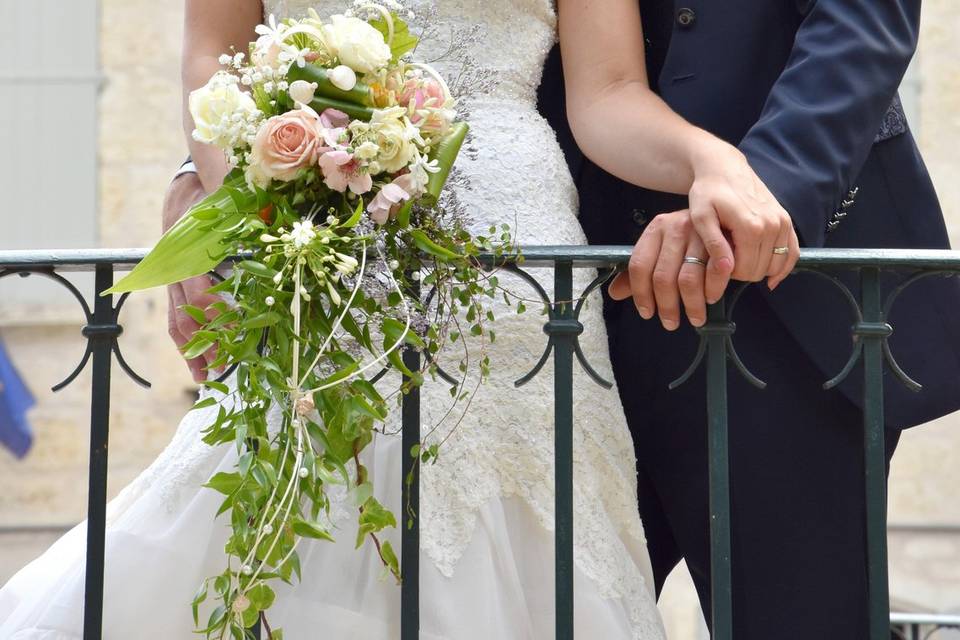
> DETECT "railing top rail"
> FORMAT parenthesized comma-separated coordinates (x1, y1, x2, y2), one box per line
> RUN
(890, 612, 960, 626)
(2, 246, 960, 271)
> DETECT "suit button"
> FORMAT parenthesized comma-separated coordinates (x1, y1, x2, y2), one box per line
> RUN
(632, 209, 649, 226)
(677, 8, 697, 28)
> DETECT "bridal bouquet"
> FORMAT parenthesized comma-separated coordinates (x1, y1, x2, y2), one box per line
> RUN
(109, 4, 511, 637)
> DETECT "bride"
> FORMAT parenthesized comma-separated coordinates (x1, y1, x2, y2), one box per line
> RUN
(0, 0, 785, 638)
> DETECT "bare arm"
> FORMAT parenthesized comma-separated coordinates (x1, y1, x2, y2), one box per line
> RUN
(558, 0, 717, 195)
(182, 0, 263, 192)
(559, 0, 799, 306)
(167, 0, 261, 382)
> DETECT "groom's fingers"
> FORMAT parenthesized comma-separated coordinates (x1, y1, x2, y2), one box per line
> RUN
(688, 199, 735, 304)
(767, 222, 801, 291)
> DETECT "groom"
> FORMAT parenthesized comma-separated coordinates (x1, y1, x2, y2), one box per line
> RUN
(540, 1, 960, 637)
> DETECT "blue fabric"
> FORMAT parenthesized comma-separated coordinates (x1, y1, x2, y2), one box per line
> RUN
(0, 340, 35, 458)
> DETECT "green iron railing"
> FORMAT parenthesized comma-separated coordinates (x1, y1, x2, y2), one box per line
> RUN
(1, 246, 959, 640)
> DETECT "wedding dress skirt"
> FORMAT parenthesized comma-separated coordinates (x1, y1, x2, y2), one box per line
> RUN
(0, 1, 666, 638)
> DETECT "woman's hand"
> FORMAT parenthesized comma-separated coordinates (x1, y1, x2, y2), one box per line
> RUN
(163, 172, 219, 382)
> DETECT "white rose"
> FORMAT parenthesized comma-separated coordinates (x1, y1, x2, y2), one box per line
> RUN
(288, 80, 318, 104)
(323, 15, 391, 74)
(189, 72, 259, 150)
(369, 107, 418, 173)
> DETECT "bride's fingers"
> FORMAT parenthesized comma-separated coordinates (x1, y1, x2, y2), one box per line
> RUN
(169, 283, 208, 382)
(678, 234, 708, 327)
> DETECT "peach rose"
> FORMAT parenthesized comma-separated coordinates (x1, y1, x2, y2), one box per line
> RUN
(247, 109, 328, 187)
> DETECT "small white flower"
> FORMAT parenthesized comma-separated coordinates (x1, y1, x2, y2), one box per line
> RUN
(327, 65, 358, 92)
(289, 220, 317, 248)
(411, 270, 421, 281)
(388, 259, 400, 271)
(273, 272, 283, 284)
(218, 54, 232, 65)
(265, 296, 276, 306)
(241, 565, 253, 576)
(298, 467, 310, 478)
(263, 524, 274, 536)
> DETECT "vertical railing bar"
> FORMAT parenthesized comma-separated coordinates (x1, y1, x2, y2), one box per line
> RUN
(400, 344, 421, 640)
(550, 260, 576, 640)
(860, 267, 891, 640)
(82, 264, 115, 640)
(705, 299, 733, 640)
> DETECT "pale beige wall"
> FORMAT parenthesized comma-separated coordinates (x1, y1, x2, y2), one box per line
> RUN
(0, 0, 192, 546)
(0, 2, 958, 638)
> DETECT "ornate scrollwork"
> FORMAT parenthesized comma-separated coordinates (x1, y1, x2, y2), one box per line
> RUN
(0, 267, 151, 391)
(507, 264, 615, 389)
(670, 282, 767, 391)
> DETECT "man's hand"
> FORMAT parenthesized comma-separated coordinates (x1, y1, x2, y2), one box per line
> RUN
(609, 210, 712, 329)
(163, 172, 218, 382)
(687, 140, 800, 299)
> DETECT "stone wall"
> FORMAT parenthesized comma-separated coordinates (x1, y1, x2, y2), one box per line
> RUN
(0, 2, 957, 638)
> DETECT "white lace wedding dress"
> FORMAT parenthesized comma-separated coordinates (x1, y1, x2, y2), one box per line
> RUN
(0, 1, 665, 638)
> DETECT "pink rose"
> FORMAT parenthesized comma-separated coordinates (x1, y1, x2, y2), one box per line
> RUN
(249, 109, 328, 184)
(318, 149, 373, 195)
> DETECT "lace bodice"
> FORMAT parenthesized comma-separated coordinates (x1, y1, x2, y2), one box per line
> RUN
(264, 0, 556, 105)
(250, 2, 664, 636)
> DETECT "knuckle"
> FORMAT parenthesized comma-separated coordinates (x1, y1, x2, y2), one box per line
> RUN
(746, 217, 765, 236)
(652, 269, 674, 290)
(628, 255, 650, 277)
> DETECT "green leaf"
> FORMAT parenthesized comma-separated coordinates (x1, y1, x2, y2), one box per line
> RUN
(246, 583, 276, 611)
(182, 337, 216, 361)
(105, 172, 255, 294)
(192, 579, 209, 626)
(205, 471, 243, 496)
(350, 395, 387, 421)
(307, 95, 375, 123)
(203, 380, 231, 395)
(192, 396, 218, 411)
(237, 260, 276, 279)
(424, 122, 469, 206)
(181, 304, 208, 325)
(291, 518, 336, 542)
(286, 63, 372, 106)
(241, 312, 281, 329)
(408, 228, 461, 261)
(342, 198, 365, 228)
(369, 13, 419, 62)
(380, 540, 400, 582)
(381, 316, 424, 348)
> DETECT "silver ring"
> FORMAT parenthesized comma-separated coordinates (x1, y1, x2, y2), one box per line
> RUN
(773, 246, 789, 255)
(683, 256, 708, 267)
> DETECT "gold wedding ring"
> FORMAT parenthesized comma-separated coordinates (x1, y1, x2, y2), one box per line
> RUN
(683, 256, 708, 267)
(773, 246, 789, 255)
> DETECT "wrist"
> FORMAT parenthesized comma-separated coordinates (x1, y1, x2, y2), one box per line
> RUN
(687, 131, 743, 181)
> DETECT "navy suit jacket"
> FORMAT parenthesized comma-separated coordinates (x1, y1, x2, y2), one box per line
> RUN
(539, 0, 960, 428)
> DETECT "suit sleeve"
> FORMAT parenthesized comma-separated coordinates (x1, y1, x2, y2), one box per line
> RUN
(737, 0, 920, 247)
